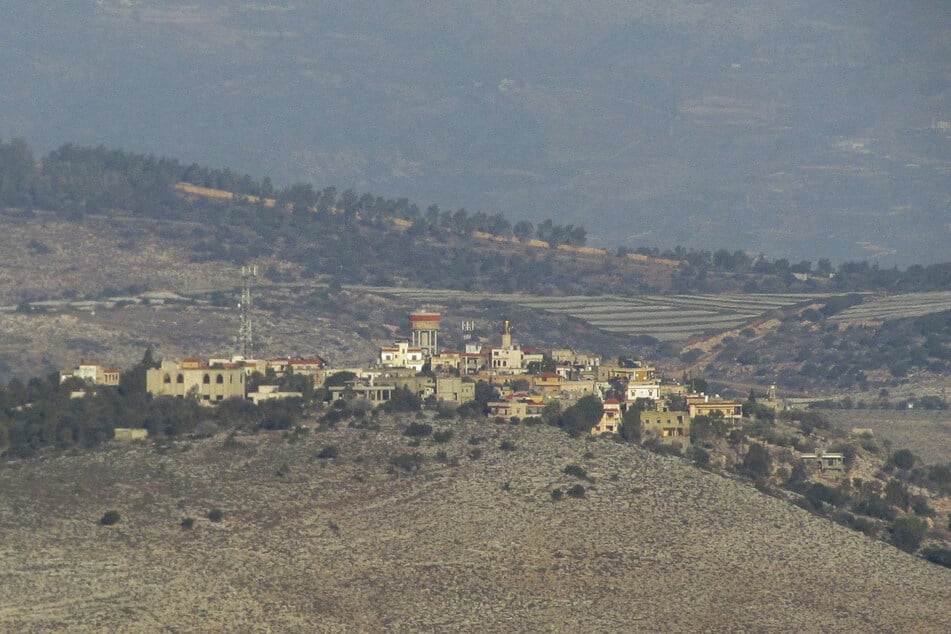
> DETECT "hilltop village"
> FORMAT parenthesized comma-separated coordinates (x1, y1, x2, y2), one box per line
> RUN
(46, 311, 951, 569)
(64, 310, 753, 447)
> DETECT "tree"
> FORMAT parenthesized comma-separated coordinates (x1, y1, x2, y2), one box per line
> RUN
(541, 401, 562, 426)
(383, 386, 421, 412)
(559, 396, 603, 435)
(0, 138, 36, 207)
(473, 381, 500, 406)
(324, 371, 356, 388)
(119, 346, 158, 397)
(513, 220, 534, 242)
(742, 443, 772, 478)
(884, 479, 910, 511)
(891, 516, 927, 552)
(891, 449, 915, 470)
(100, 510, 121, 526)
(619, 407, 641, 443)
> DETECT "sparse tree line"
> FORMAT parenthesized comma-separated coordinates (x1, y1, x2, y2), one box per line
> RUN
(715, 308, 951, 389)
(2, 138, 948, 297)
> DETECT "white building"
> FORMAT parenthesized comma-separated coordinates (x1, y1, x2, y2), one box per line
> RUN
(379, 341, 425, 372)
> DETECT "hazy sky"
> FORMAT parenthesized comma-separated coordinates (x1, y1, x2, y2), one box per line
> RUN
(2, 1, 949, 263)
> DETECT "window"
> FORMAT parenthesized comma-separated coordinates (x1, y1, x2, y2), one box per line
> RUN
(177, 374, 184, 384)
(163, 374, 171, 384)
(203, 374, 210, 384)
(216, 374, 224, 384)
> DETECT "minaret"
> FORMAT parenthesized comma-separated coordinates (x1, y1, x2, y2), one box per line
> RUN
(501, 318, 512, 348)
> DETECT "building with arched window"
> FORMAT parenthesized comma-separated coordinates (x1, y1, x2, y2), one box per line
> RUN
(146, 359, 246, 403)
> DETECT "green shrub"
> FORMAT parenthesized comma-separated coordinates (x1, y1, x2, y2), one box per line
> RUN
(563, 464, 588, 480)
(891, 516, 927, 552)
(404, 422, 433, 438)
(181, 517, 195, 530)
(922, 546, 951, 569)
(432, 429, 454, 443)
(849, 516, 878, 537)
(892, 449, 915, 470)
(100, 510, 121, 526)
(911, 498, 936, 517)
(390, 452, 425, 472)
(468, 447, 483, 461)
(687, 446, 708, 467)
(566, 484, 586, 498)
(551, 488, 563, 501)
(316, 445, 339, 459)
(499, 440, 516, 451)
(207, 508, 224, 522)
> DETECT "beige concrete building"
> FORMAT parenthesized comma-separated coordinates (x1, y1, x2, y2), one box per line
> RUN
(597, 362, 656, 382)
(591, 398, 622, 435)
(146, 359, 247, 403)
(686, 395, 743, 426)
(531, 373, 597, 399)
(435, 376, 475, 404)
(328, 383, 395, 404)
(626, 381, 661, 401)
(113, 428, 149, 441)
(248, 385, 304, 405)
(641, 410, 691, 444)
(61, 362, 120, 386)
(487, 395, 546, 419)
(379, 341, 425, 372)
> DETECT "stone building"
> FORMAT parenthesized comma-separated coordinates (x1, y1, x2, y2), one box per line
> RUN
(146, 359, 246, 403)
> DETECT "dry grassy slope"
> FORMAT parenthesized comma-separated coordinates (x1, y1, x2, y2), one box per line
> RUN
(0, 211, 237, 305)
(818, 409, 951, 466)
(1, 421, 948, 632)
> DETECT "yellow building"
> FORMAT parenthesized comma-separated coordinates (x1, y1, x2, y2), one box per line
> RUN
(641, 410, 691, 444)
(487, 395, 546, 419)
(591, 398, 622, 435)
(686, 396, 743, 425)
(597, 362, 656, 382)
(146, 359, 246, 404)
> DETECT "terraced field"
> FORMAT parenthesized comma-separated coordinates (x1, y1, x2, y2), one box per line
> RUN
(828, 291, 951, 325)
(363, 288, 827, 340)
(370, 288, 951, 341)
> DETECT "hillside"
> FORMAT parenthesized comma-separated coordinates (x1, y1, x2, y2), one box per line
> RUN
(1, 201, 948, 400)
(2, 1, 949, 264)
(1, 419, 949, 631)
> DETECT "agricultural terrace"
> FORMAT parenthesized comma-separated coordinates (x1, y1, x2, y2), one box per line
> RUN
(364, 288, 832, 340)
(828, 291, 951, 325)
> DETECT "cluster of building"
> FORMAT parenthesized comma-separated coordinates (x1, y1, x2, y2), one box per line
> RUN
(63, 311, 752, 449)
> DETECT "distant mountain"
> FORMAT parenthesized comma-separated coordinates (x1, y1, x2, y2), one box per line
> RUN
(2, 1, 949, 264)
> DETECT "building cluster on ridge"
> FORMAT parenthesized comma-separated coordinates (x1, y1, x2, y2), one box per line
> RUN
(61, 309, 748, 446)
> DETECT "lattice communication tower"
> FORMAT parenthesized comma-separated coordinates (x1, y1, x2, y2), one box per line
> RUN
(238, 264, 258, 357)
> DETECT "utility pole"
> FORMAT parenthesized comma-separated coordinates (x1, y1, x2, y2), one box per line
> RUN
(238, 264, 258, 357)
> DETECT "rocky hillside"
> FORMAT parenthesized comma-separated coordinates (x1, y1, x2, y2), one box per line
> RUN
(1, 419, 948, 631)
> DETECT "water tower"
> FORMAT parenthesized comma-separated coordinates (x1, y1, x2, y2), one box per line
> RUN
(409, 311, 441, 356)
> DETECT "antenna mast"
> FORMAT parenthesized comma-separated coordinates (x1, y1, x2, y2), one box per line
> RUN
(238, 264, 258, 357)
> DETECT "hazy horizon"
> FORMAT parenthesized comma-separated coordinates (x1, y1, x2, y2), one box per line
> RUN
(2, 1, 949, 264)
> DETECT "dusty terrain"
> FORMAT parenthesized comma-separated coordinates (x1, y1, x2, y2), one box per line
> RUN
(820, 409, 951, 466)
(1, 420, 949, 632)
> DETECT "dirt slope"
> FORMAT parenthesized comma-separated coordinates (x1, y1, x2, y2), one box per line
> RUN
(1, 420, 948, 632)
